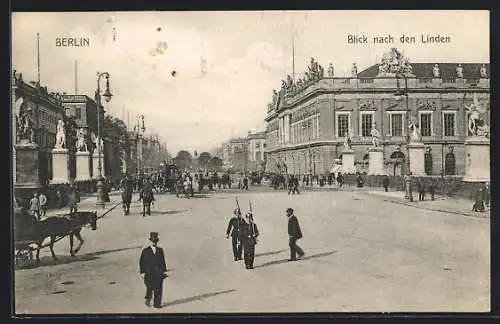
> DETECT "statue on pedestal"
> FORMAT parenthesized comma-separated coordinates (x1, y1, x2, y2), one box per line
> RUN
(328, 63, 334, 77)
(465, 93, 489, 137)
(318, 65, 324, 79)
(76, 128, 88, 152)
(351, 63, 358, 77)
(343, 129, 352, 150)
(54, 119, 66, 149)
(379, 48, 413, 75)
(456, 64, 464, 78)
(480, 64, 488, 79)
(408, 117, 422, 143)
(15, 96, 35, 144)
(433, 64, 440, 78)
(370, 123, 381, 148)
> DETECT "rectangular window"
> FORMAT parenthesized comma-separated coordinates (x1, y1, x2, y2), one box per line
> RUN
(360, 113, 373, 137)
(337, 114, 349, 137)
(443, 112, 456, 137)
(420, 113, 432, 137)
(390, 113, 403, 136)
(75, 107, 82, 119)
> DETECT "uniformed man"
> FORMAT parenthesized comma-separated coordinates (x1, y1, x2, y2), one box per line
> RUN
(226, 208, 244, 261)
(29, 192, 41, 221)
(241, 212, 259, 269)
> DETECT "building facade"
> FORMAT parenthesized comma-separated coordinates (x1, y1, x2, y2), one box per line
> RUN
(246, 131, 266, 171)
(221, 137, 248, 171)
(13, 71, 65, 185)
(264, 50, 490, 177)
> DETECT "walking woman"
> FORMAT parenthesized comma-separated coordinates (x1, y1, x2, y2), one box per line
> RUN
(242, 212, 259, 270)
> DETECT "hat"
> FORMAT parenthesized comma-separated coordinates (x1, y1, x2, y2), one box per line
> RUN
(286, 208, 294, 214)
(149, 232, 159, 241)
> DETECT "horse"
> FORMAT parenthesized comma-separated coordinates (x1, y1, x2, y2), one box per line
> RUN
(139, 186, 155, 217)
(121, 184, 133, 215)
(34, 211, 98, 263)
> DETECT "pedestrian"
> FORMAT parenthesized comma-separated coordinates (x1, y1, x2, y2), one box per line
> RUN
(429, 182, 435, 201)
(243, 176, 249, 190)
(29, 192, 41, 221)
(38, 191, 47, 217)
(139, 232, 168, 308)
(241, 212, 259, 269)
(484, 182, 490, 208)
(292, 175, 300, 195)
(286, 208, 304, 261)
(226, 208, 244, 261)
(68, 186, 78, 215)
(287, 175, 294, 195)
(417, 181, 425, 201)
(382, 175, 390, 192)
(472, 187, 485, 212)
(338, 172, 344, 188)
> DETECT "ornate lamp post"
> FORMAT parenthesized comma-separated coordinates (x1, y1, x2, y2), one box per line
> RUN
(95, 72, 112, 208)
(395, 73, 413, 201)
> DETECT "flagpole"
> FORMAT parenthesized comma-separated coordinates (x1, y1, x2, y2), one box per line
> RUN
(37, 33, 41, 85)
(292, 33, 295, 81)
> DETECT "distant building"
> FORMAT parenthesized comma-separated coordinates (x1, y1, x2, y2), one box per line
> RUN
(246, 131, 266, 171)
(264, 49, 489, 177)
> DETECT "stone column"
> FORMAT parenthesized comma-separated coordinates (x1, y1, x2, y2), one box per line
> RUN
(463, 136, 490, 182)
(16, 142, 41, 187)
(408, 142, 426, 176)
(368, 147, 385, 175)
(51, 148, 70, 184)
(75, 151, 92, 181)
(341, 149, 356, 174)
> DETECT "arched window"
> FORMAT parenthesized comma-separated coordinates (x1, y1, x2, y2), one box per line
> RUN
(424, 148, 433, 175)
(445, 147, 456, 175)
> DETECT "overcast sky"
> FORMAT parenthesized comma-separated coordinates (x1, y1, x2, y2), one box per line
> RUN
(12, 11, 489, 154)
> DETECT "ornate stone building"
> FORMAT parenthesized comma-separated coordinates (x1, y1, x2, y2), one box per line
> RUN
(264, 49, 490, 177)
(12, 71, 65, 186)
(246, 131, 266, 171)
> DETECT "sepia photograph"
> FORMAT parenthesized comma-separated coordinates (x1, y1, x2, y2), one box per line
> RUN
(11, 10, 490, 314)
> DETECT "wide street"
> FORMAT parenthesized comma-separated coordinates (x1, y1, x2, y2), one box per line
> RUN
(14, 188, 490, 314)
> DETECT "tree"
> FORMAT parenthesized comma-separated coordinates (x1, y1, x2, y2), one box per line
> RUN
(102, 115, 130, 179)
(197, 152, 212, 169)
(173, 150, 193, 170)
(208, 156, 223, 171)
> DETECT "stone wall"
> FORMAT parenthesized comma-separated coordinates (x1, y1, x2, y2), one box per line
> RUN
(341, 173, 485, 200)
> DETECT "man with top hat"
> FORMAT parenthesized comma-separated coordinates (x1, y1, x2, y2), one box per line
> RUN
(140, 232, 168, 308)
(226, 208, 244, 261)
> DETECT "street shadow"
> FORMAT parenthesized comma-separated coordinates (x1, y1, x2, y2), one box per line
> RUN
(254, 250, 338, 269)
(255, 249, 287, 258)
(164, 289, 236, 307)
(148, 210, 188, 216)
(17, 245, 143, 270)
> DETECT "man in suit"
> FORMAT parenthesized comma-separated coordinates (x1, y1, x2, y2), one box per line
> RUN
(226, 208, 244, 261)
(139, 232, 168, 308)
(241, 212, 259, 269)
(286, 208, 304, 261)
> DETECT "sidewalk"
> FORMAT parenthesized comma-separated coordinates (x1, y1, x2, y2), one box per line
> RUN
(43, 191, 122, 218)
(364, 189, 490, 218)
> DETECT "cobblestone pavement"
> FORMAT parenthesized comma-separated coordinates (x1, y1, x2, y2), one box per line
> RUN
(14, 189, 490, 314)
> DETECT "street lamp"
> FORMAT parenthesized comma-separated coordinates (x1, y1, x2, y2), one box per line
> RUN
(95, 72, 112, 208)
(441, 141, 448, 197)
(395, 73, 413, 201)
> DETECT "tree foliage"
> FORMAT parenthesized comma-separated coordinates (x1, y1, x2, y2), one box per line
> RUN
(173, 150, 193, 170)
(208, 156, 223, 171)
(197, 152, 212, 169)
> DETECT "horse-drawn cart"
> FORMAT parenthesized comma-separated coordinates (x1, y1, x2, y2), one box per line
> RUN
(14, 198, 98, 269)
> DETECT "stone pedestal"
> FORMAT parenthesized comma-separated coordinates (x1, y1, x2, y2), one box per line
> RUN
(92, 152, 104, 179)
(463, 136, 490, 182)
(51, 148, 70, 184)
(432, 78, 442, 87)
(341, 149, 356, 174)
(368, 147, 385, 175)
(479, 78, 489, 87)
(408, 142, 426, 176)
(15, 141, 41, 188)
(75, 151, 92, 181)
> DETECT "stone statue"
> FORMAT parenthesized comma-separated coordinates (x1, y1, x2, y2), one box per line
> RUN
(378, 64, 385, 76)
(456, 64, 464, 78)
(370, 123, 381, 148)
(379, 48, 413, 75)
(286, 75, 293, 90)
(75, 128, 88, 152)
(318, 65, 324, 79)
(55, 119, 66, 149)
(433, 64, 440, 78)
(351, 63, 358, 77)
(465, 93, 489, 137)
(343, 129, 352, 150)
(17, 103, 35, 144)
(480, 64, 488, 78)
(297, 79, 303, 90)
(305, 72, 310, 82)
(272, 89, 278, 104)
(408, 118, 422, 143)
(328, 63, 334, 77)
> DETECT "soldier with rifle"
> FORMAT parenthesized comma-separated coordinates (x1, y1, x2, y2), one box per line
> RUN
(241, 201, 259, 269)
(226, 199, 245, 261)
